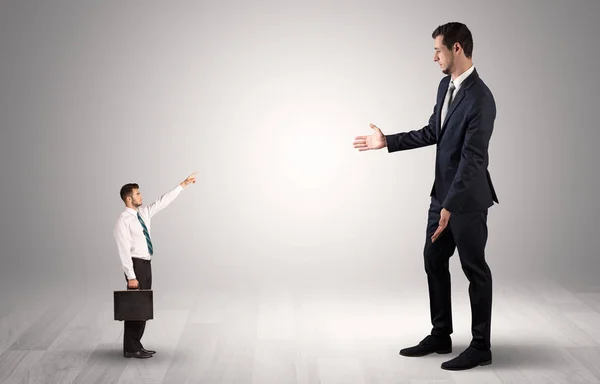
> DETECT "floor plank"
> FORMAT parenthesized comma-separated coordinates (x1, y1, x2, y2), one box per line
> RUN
(0, 350, 45, 384)
(71, 343, 129, 384)
(116, 309, 189, 384)
(8, 295, 82, 351)
(0, 279, 599, 383)
(0, 297, 52, 355)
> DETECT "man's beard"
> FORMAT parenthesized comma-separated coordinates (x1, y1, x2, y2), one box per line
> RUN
(442, 55, 455, 75)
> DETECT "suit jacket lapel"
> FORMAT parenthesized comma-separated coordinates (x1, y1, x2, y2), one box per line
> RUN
(438, 69, 478, 142)
(436, 80, 448, 140)
(441, 89, 465, 128)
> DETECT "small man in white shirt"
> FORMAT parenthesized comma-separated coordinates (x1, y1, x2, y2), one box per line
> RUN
(113, 172, 196, 358)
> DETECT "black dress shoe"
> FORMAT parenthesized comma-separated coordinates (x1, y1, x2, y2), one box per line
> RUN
(441, 346, 491, 370)
(123, 350, 153, 359)
(141, 348, 156, 354)
(399, 335, 452, 357)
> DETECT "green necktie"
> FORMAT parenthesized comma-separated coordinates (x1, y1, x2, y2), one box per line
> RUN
(137, 212, 154, 255)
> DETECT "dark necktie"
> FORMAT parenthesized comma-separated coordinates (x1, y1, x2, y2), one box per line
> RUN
(447, 80, 456, 107)
(441, 80, 456, 130)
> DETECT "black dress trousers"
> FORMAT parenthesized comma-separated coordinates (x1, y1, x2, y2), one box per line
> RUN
(423, 196, 493, 350)
(123, 257, 152, 353)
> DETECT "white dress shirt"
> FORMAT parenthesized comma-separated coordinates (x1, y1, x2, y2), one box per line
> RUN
(441, 64, 475, 128)
(113, 184, 183, 279)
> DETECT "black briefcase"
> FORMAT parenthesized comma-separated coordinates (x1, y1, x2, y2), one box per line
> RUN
(113, 289, 154, 321)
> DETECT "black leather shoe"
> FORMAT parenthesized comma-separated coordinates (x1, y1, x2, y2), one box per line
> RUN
(141, 348, 156, 354)
(441, 346, 491, 370)
(124, 350, 153, 358)
(399, 335, 452, 357)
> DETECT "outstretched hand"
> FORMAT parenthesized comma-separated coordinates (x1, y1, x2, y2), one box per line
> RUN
(353, 123, 387, 151)
(180, 172, 198, 188)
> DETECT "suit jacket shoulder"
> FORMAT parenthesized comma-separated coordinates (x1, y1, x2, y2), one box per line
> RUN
(466, 74, 496, 119)
(468, 72, 494, 101)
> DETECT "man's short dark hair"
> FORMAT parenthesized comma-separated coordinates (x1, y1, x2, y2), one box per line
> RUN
(120, 183, 139, 203)
(432, 22, 473, 58)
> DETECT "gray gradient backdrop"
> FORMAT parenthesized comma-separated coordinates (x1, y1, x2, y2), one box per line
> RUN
(1, 0, 599, 298)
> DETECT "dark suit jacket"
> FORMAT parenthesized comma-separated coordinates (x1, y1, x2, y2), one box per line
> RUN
(386, 68, 498, 213)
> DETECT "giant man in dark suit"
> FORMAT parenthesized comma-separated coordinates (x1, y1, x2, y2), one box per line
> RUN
(353, 22, 498, 371)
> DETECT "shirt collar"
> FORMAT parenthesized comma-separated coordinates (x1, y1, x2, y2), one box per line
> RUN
(452, 65, 475, 89)
(125, 207, 138, 216)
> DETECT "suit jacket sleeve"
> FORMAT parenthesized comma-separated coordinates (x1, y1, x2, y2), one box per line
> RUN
(385, 105, 437, 152)
(442, 94, 496, 212)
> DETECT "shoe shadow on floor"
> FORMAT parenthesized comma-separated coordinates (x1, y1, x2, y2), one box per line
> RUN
(86, 344, 129, 363)
(447, 343, 575, 370)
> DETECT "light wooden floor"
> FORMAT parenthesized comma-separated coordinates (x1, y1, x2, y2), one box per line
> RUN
(1, 276, 600, 383)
